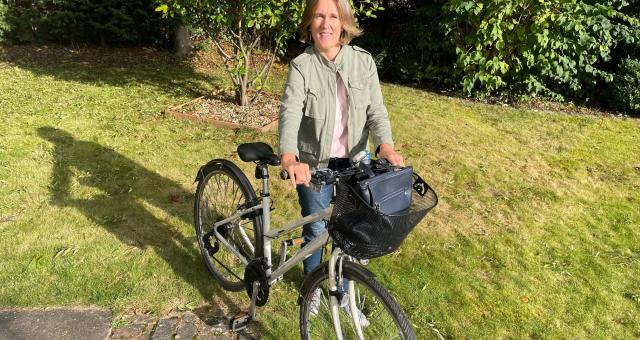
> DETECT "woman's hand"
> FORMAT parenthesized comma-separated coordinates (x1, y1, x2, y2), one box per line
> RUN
(377, 143, 404, 166)
(281, 153, 311, 188)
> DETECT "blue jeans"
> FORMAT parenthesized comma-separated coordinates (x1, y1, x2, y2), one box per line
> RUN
(297, 183, 333, 275)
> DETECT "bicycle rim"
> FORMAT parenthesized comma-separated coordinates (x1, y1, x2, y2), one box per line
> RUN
(195, 163, 259, 291)
(300, 261, 416, 340)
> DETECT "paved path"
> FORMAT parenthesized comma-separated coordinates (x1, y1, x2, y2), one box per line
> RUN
(0, 308, 259, 340)
(0, 308, 111, 340)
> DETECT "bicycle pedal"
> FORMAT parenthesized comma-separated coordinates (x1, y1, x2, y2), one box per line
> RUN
(230, 312, 251, 331)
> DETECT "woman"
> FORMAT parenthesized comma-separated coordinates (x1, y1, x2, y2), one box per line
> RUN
(279, 0, 404, 276)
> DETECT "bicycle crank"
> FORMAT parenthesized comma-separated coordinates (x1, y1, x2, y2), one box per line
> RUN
(244, 259, 270, 307)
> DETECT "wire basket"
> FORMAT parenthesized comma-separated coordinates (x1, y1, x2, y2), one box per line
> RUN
(329, 173, 438, 259)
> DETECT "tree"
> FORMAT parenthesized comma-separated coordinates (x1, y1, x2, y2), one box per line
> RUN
(157, 0, 383, 106)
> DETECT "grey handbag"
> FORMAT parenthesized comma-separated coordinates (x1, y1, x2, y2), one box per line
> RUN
(356, 166, 414, 215)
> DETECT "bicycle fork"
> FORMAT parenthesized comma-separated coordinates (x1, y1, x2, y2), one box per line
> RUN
(328, 248, 366, 340)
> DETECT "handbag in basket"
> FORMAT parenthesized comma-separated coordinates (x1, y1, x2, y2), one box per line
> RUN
(355, 166, 414, 215)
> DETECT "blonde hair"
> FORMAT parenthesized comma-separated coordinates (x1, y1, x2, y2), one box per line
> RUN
(299, 0, 363, 45)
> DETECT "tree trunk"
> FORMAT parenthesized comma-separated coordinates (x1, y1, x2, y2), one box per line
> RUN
(173, 24, 192, 57)
(237, 82, 248, 106)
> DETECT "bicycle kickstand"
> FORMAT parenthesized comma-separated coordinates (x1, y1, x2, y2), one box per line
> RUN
(230, 280, 260, 332)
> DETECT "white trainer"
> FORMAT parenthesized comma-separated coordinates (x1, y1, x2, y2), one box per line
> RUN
(309, 288, 322, 316)
(340, 293, 370, 328)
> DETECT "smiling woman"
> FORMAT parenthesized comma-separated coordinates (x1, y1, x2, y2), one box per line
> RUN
(298, 0, 357, 60)
(278, 0, 405, 277)
(309, 0, 343, 60)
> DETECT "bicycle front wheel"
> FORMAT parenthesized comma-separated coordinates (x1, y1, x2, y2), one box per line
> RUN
(299, 260, 416, 340)
(194, 159, 262, 292)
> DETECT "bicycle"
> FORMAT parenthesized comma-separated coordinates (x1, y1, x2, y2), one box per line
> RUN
(193, 142, 437, 339)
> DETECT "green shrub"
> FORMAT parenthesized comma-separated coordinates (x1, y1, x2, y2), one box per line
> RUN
(0, 3, 8, 43)
(610, 58, 640, 112)
(443, 0, 640, 99)
(1, 0, 176, 46)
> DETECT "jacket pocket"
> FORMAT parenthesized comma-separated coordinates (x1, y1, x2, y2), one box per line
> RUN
(348, 78, 371, 110)
(304, 87, 324, 119)
(299, 140, 319, 157)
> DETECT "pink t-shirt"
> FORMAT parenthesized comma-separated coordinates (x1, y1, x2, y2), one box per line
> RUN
(330, 74, 349, 157)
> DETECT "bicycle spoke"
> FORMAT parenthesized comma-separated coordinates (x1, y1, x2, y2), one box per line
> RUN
(240, 220, 254, 231)
(212, 174, 225, 213)
(367, 299, 393, 328)
(211, 253, 243, 281)
(231, 181, 242, 205)
(203, 177, 220, 221)
(307, 288, 330, 334)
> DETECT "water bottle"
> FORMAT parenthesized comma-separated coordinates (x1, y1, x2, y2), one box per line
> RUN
(352, 150, 375, 178)
(361, 150, 371, 166)
(351, 150, 367, 165)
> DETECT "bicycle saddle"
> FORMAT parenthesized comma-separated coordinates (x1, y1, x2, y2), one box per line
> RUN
(237, 142, 281, 166)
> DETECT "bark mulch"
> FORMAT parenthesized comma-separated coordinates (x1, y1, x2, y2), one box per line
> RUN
(171, 90, 281, 130)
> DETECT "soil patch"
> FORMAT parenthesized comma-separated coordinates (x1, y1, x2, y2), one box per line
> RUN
(170, 90, 281, 131)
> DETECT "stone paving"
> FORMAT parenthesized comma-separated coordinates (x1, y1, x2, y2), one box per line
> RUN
(0, 308, 112, 340)
(0, 308, 259, 340)
(110, 310, 259, 340)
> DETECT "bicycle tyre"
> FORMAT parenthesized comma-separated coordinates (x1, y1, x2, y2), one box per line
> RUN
(194, 159, 263, 292)
(299, 260, 416, 340)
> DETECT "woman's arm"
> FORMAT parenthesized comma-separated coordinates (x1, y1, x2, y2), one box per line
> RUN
(364, 56, 404, 166)
(279, 63, 306, 158)
(279, 63, 311, 186)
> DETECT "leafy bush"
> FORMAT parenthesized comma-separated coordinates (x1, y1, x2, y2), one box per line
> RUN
(610, 58, 640, 112)
(0, 3, 8, 42)
(443, 0, 640, 99)
(0, 0, 176, 46)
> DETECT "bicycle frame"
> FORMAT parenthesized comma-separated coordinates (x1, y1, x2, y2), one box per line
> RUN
(211, 197, 367, 338)
(208, 164, 372, 338)
(210, 201, 331, 285)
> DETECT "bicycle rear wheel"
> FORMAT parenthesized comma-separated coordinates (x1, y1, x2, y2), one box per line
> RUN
(194, 159, 262, 292)
(299, 260, 416, 340)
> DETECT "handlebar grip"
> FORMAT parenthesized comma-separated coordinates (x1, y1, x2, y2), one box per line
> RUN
(279, 169, 317, 181)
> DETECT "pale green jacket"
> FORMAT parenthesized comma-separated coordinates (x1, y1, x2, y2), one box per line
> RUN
(278, 45, 394, 169)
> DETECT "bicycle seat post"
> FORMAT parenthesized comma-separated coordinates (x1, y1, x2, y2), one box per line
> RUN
(255, 162, 272, 275)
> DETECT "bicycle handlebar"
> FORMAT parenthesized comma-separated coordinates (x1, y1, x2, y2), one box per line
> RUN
(280, 166, 365, 187)
(279, 158, 394, 188)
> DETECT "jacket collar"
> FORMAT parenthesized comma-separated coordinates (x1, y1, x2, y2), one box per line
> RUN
(312, 44, 348, 73)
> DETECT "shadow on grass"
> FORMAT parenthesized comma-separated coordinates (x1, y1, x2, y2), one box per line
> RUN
(38, 126, 210, 296)
(1, 45, 219, 98)
(37, 126, 278, 338)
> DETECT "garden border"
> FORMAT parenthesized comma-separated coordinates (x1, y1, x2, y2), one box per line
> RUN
(165, 96, 279, 132)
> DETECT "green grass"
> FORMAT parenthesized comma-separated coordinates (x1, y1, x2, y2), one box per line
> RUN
(1, 45, 639, 338)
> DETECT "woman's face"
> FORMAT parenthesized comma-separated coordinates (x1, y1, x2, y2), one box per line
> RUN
(311, 0, 342, 55)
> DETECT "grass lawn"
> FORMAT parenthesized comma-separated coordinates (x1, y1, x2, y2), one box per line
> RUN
(1, 45, 639, 339)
